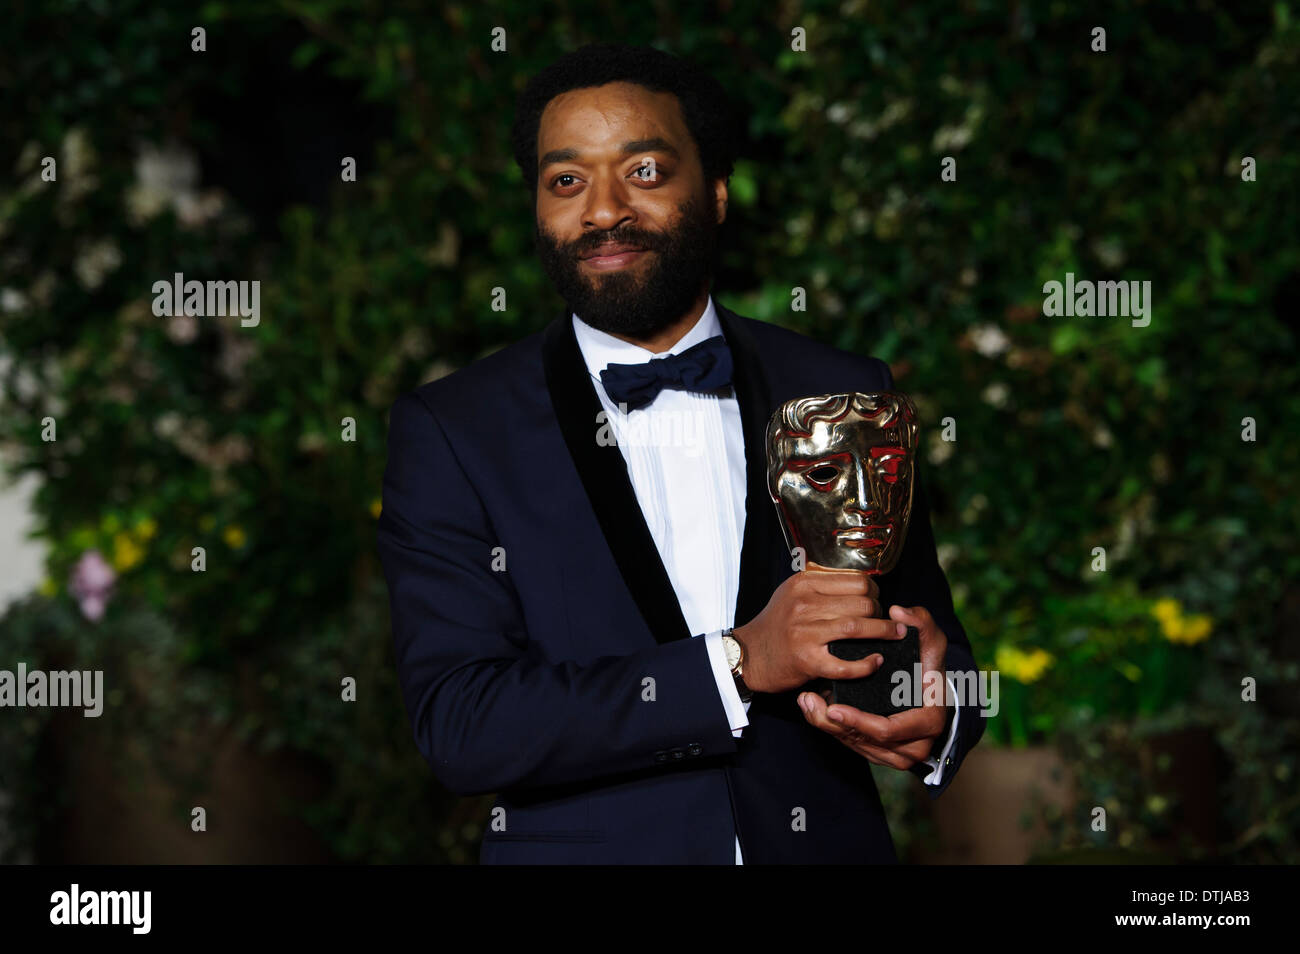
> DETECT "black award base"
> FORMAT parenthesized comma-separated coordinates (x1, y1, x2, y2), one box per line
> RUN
(822, 625, 921, 716)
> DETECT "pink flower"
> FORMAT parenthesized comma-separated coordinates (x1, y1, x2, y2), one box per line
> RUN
(69, 549, 116, 622)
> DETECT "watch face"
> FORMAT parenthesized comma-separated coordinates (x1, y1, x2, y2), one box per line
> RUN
(723, 636, 742, 670)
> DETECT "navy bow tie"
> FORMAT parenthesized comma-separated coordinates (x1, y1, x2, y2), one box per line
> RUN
(599, 335, 734, 411)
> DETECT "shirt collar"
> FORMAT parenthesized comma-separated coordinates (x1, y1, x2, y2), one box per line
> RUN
(572, 296, 722, 380)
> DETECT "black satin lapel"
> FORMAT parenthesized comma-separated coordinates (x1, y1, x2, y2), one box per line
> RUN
(715, 303, 783, 628)
(542, 314, 693, 644)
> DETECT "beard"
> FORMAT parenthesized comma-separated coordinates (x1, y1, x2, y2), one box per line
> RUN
(534, 192, 719, 339)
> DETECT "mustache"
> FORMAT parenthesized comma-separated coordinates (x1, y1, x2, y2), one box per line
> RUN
(565, 228, 664, 256)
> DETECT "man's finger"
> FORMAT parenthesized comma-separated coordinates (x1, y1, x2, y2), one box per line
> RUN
(802, 565, 875, 596)
(797, 594, 885, 622)
(815, 616, 906, 645)
(824, 701, 946, 746)
(798, 693, 913, 768)
(812, 651, 885, 681)
(818, 567, 880, 604)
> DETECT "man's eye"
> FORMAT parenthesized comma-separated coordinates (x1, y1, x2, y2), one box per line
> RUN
(554, 174, 577, 188)
(633, 163, 659, 182)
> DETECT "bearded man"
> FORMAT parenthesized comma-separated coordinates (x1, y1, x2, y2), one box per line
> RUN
(377, 42, 983, 864)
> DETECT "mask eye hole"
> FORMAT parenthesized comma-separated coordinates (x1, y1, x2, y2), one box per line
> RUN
(805, 465, 839, 487)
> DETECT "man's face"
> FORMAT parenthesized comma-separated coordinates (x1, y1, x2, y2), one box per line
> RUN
(532, 82, 726, 338)
(769, 397, 917, 574)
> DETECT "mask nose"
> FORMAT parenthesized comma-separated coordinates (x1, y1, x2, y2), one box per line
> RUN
(848, 456, 875, 516)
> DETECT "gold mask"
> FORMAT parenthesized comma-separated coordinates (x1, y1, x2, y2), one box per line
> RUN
(765, 392, 919, 574)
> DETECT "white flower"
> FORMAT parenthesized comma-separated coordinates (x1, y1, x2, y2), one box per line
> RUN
(970, 323, 1010, 357)
(927, 430, 954, 465)
(165, 313, 199, 343)
(63, 128, 94, 180)
(982, 381, 1009, 407)
(73, 240, 122, 290)
(153, 412, 183, 439)
(125, 141, 221, 228)
(931, 102, 984, 153)
(932, 125, 972, 151)
(175, 190, 224, 228)
(1, 288, 28, 314)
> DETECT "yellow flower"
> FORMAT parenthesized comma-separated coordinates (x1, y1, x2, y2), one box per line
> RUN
(1154, 596, 1213, 645)
(133, 517, 157, 541)
(112, 531, 145, 572)
(370, 498, 382, 519)
(995, 645, 1055, 684)
(1159, 614, 1186, 642)
(1151, 598, 1181, 623)
(1019, 648, 1054, 682)
(38, 577, 57, 596)
(223, 525, 246, 548)
(1175, 614, 1212, 645)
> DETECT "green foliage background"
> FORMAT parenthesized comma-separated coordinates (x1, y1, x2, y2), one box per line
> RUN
(0, 1, 1296, 862)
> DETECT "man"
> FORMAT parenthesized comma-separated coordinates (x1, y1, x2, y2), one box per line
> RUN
(377, 43, 984, 864)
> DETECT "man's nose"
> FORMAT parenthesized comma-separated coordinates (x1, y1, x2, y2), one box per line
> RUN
(582, 175, 636, 232)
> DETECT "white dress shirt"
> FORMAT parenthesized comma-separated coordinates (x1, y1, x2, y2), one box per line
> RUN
(572, 295, 960, 864)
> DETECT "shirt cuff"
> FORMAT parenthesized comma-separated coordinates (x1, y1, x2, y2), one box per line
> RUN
(703, 630, 749, 738)
(920, 675, 961, 786)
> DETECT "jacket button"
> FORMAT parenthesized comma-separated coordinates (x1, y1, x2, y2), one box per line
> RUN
(653, 750, 668, 762)
(687, 743, 702, 756)
(670, 747, 685, 760)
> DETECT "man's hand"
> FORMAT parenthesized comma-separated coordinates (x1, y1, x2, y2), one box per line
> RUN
(732, 563, 899, 694)
(796, 604, 952, 771)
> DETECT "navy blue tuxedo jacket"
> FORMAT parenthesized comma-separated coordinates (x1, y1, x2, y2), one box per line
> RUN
(377, 300, 984, 864)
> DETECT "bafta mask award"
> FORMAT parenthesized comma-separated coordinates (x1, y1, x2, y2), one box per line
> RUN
(765, 391, 921, 716)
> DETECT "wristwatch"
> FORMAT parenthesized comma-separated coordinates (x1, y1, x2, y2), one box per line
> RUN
(720, 628, 753, 702)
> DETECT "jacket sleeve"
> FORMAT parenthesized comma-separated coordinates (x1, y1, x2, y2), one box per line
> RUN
(376, 390, 740, 797)
(872, 359, 987, 797)
(896, 465, 986, 797)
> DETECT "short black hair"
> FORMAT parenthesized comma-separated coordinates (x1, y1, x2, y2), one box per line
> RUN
(510, 43, 743, 198)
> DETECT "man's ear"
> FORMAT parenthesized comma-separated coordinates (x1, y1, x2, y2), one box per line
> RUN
(712, 177, 729, 226)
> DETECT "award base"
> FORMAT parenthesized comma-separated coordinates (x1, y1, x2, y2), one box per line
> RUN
(823, 625, 921, 717)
